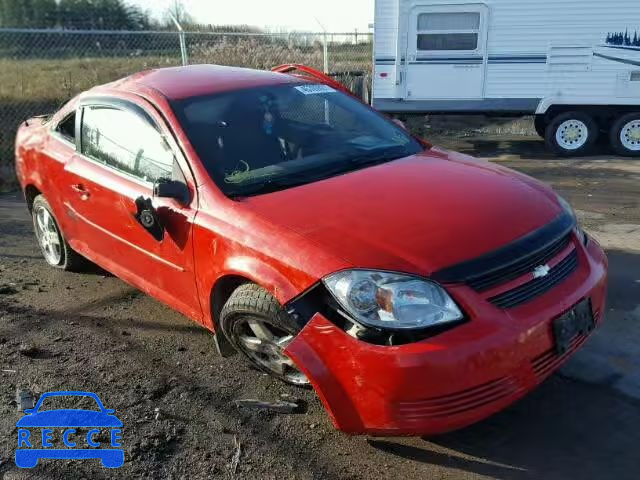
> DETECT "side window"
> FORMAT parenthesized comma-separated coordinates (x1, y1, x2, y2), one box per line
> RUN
(416, 12, 480, 52)
(55, 112, 76, 142)
(80, 106, 174, 183)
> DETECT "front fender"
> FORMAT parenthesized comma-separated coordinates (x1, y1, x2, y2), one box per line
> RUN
(192, 204, 350, 331)
(197, 253, 314, 332)
(222, 255, 300, 303)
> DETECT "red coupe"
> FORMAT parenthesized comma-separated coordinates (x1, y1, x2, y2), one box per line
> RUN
(15, 64, 608, 436)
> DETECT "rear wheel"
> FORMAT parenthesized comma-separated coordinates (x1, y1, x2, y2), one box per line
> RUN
(534, 115, 546, 138)
(610, 112, 640, 157)
(220, 283, 309, 386)
(32, 195, 88, 271)
(545, 112, 598, 157)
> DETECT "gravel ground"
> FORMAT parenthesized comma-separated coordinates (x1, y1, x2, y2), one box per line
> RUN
(1, 135, 639, 479)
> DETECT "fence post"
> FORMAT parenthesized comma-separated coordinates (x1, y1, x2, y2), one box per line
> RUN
(170, 14, 189, 66)
(323, 32, 328, 73)
(179, 31, 188, 66)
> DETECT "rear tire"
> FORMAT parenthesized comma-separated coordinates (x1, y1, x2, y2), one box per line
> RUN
(609, 112, 640, 157)
(32, 195, 88, 271)
(220, 283, 309, 386)
(545, 111, 598, 157)
(534, 115, 546, 139)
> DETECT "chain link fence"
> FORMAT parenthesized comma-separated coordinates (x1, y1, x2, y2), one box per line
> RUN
(0, 28, 372, 189)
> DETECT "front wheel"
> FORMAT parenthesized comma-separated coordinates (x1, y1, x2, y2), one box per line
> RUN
(220, 283, 309, 386)
(609, 112, 640, 157)
(545, 112, 598, 157)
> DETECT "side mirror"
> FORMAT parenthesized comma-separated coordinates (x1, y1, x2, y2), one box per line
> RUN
(153, 178, 189, 205)
(23, 408, 35, 415)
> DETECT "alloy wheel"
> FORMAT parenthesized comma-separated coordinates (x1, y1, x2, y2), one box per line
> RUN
(34, 206, 62, 266)
(234, 317, 309, 385)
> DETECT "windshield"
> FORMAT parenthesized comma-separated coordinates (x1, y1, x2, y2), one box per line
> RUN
(39, 395, 101, 412)
(171, 83, 424, 197)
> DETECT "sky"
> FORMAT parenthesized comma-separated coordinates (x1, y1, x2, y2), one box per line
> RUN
(129, 0, 374, 32)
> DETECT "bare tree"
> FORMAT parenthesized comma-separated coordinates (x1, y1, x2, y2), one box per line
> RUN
(164, 0, 192, 26)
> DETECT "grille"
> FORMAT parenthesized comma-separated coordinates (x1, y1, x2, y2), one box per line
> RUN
(467, 233, 572, 292)
(489, 249, 578, 309)
(531, 334, 589, 380)
(530, 308, 599, 379)
(395, 376, 523, 420)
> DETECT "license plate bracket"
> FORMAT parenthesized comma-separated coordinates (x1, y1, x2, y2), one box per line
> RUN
(552, 299, 595, 355)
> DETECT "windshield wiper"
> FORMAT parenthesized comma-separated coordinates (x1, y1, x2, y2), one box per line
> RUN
(225, 147, 412, 198)
(225, 174, 320, 198)
(348, 145, 410, 166)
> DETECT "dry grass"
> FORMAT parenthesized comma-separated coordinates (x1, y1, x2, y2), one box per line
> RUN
(0, 40, 373, 189)
(0, 56, 181, 102)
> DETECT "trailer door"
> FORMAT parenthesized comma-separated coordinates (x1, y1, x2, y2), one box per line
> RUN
(405, 5, 488, 100)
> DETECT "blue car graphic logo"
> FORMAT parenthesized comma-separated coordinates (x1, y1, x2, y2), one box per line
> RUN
(15, 391, 123, 468)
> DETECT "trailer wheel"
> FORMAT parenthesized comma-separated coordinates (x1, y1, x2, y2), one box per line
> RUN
(545, 112, 598, 157)
(534, 116, 546, 138)
(610, 113, 640, 157)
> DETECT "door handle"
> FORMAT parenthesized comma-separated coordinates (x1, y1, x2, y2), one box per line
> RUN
(71, 183, 90, 199)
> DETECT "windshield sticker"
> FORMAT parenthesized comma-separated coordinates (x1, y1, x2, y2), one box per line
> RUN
(294, 84, 336, 95)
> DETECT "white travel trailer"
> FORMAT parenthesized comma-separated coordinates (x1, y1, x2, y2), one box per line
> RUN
(372, 0, 640, 156)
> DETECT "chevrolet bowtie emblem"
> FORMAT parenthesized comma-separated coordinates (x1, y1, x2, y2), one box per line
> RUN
(533, 264, 551, 279)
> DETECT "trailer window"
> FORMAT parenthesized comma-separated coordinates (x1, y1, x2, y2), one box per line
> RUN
(417, 12, 480, 51)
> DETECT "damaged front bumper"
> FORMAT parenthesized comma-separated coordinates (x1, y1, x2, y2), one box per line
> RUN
(284, 238, 608, 436)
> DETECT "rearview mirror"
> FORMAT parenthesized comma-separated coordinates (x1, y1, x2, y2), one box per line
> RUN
(153, 178, 190, 205)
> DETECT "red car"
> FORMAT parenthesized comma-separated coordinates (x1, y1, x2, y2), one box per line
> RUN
(15, 64, 607, 436)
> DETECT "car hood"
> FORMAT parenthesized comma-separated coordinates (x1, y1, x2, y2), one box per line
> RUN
(242, 147, 562, 276)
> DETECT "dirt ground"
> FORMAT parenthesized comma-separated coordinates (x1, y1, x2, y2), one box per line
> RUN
(1, 134, 639, 480)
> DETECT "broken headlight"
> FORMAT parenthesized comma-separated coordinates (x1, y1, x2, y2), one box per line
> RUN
(323, 270, 463, 331)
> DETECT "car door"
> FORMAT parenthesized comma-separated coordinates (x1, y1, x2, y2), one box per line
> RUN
(62, 96, 202, 321)
(405, 4, 489, 100)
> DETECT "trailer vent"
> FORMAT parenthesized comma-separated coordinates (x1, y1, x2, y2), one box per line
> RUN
(631, 72, 640, 82)
(548, 46, 592, 72)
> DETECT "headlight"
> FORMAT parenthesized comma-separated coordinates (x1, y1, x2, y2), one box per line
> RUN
(323, 270, 463, 330)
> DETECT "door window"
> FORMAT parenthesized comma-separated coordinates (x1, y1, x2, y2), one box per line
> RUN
(80, 106, 174, 183)
(416, 12, 480, 51)
(54, 112, 76, 143)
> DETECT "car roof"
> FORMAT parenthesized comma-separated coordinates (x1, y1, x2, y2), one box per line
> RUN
(38, 391, 99, 398)
(110, 64, 308, 101)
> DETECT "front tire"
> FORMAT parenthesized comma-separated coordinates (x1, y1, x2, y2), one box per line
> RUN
(545, 112, 598, 157)
(32, 195, 88, 271)
(220, 283, 309, 386)
(610, 112, 640, 157)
